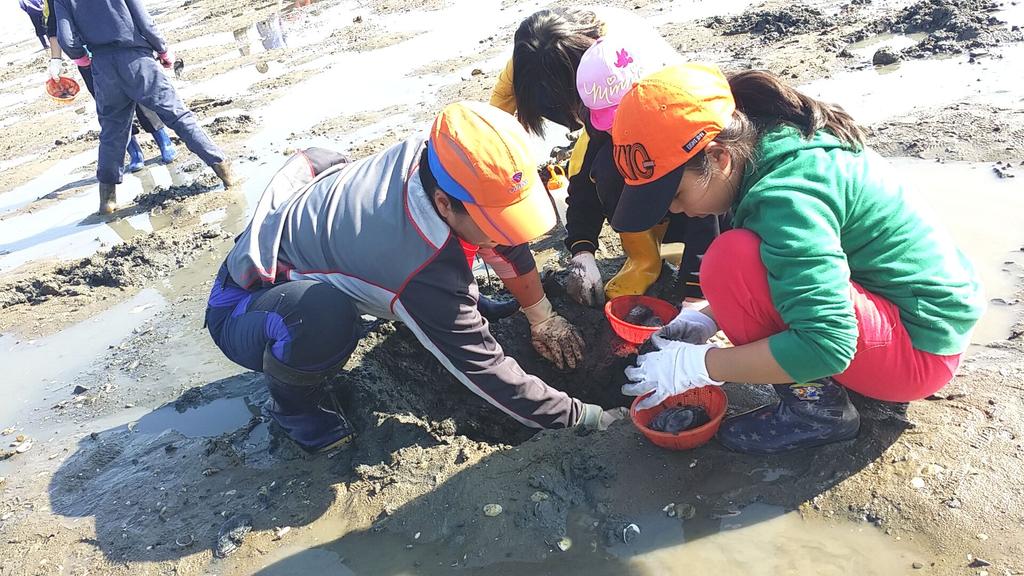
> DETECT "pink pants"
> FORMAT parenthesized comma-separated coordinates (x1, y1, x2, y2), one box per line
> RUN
(700, 229, 962, 402)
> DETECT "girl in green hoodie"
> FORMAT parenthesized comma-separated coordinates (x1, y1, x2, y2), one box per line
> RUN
(610, 63, 984, 454)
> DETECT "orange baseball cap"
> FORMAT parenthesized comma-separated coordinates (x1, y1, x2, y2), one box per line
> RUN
(427, 101, 555, 246)
(609, 62, 735, 233)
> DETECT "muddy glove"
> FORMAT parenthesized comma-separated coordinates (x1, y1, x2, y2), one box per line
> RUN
(157, 50, 175, 69)
(577, 403, 628, 431)
(48, 58, 63, 80)
(652, 308, 718, 346)
(566, 251, 604, 308)
(523, 296, 584, 370)
(623, 342, 722, 410)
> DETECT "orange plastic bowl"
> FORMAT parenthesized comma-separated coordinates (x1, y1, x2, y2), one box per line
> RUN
(46, 76, 80, 103)
(630, 386, 728, 450)
(605, 295, 678, 345)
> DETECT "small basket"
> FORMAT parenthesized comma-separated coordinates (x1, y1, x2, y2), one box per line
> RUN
(46, 76, 81, 103)
(630, 386, 728, 451)
(604, 295, 678, 345)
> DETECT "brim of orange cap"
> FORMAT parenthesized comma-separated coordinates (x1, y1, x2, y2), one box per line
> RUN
(610, 164, 685, 233)
(589, 106, 617, 132)
(463, 182, 557, 246)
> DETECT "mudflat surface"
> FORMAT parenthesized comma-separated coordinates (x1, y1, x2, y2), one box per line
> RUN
(1, 0, 1023, 575)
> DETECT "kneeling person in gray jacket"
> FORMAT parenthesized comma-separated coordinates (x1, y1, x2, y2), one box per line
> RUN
(204, 102, 623, 453)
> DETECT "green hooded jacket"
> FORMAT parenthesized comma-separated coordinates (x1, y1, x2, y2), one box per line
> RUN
(732, 125, 984, 383)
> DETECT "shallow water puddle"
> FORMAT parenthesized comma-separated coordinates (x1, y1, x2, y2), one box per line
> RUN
(603, 504, 920, 576)
(241, 503, 920, 575)
(242, 0, 547, 150)
(893, 158, 1024, 344)
(0, 288, 166, 432)
(846, 32, 925, 62)
(648, 0, 755, 25)
(133, 397, 255, 438)
(0, 163, 197, 272)
(175, 1, 362, 98)
(801, 43, 1024, 124)
(0, 151, 94, 216)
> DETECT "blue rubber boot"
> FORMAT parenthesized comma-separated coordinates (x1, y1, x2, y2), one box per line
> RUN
(126, 136, 145, 172)
(477, 294, 520, 322)
(716, 378, 860, 454)
(263, 375, 355, 454)
(153, 128, 177, 163)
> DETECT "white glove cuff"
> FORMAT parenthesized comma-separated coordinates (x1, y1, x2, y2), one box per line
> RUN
(679, 308, 718, 335)
(571, 251, 596, 266)
(522, 295, 556, 327)
(577, 403, 603, 428)
(685, 343, 725, 386)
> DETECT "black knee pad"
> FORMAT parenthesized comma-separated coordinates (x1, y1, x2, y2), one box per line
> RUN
(263, 346, 350, 388)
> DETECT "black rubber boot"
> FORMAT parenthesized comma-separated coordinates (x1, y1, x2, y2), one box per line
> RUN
(98, 183, 117, 215)
(477, 294, 520, 322)
(263, 376, 355, 454)
(716, 378, 860, 454)
(262, 350, 354, 454)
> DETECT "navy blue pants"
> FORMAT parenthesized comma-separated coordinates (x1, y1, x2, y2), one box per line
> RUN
(91, 48, 224, 184)
(79, 64, 162, 137)
(205, 264, 361, 385)
(25, 10, 47, 49)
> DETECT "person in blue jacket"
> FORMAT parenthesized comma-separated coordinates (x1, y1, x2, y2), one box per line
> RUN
(54, 0, 235, 215)
(43, 0, 177, 174)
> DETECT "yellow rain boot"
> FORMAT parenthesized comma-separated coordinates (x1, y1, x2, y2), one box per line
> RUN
(604, 221, 668, 300)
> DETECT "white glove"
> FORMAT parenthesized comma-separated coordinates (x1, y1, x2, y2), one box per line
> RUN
(48, 58, 63, 80)
(566, 251, 604, 307)
(652, 308, 718, 346)
(577, 404, 628, 431)
(523, 296, 584, 370)
(622, 342, 722, 410)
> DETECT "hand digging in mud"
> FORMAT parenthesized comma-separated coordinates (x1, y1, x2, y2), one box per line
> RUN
(524, 296, 585, 370)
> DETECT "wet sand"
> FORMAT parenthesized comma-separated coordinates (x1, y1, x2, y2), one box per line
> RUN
(1, 0, 1023, 575)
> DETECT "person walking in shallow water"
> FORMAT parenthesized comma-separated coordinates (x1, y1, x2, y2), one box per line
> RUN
(613, 63, 983, 454)
(43, 0, 178, 174)
(54, 0, 235, 215)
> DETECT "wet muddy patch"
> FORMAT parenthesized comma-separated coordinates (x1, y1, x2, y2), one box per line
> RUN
(707, 2, 832, 43)
(306, 103, 419, 140)
(362, 0, 453, 15)
(328, 22, 424, 52)
(187, 97, 238, 115)
(867, 102, 1024, 162)
(846, 0, 1024, 58)
(0, 226, 228, 309)
(133, 175, 225, 211)
(206, 113, 257, 136)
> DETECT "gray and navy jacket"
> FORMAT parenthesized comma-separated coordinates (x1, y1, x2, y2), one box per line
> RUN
(223, 134, 585, 429)
(54, 0, 167, 60)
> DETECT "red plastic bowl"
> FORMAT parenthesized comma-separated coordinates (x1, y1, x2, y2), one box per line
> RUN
(604, 295, 678, 345)
(46, 76, 81, 103)
(630, 386, 728, 451)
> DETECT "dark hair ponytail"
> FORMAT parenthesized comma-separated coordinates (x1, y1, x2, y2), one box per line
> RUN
(511, 9, 602, 136)
(682, 69, 865, 185)
(727, 70, 865, 148)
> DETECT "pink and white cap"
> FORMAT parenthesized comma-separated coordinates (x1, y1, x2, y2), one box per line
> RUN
(576, 34, 660, 131)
